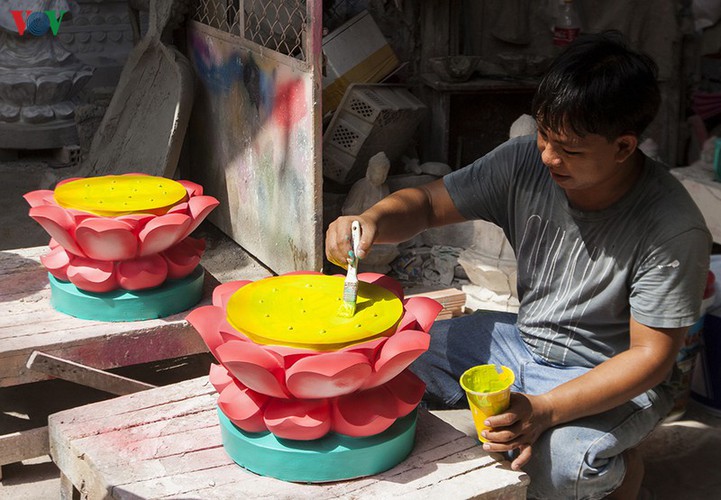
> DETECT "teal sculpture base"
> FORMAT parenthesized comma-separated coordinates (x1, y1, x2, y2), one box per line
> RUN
(48, 266, 205, 321)
(217, 407, 417, 483)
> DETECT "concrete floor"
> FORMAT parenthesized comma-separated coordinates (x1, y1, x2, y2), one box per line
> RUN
(1, 159, 721, 499)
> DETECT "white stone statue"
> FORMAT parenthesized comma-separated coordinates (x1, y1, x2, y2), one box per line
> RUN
(342, 151, 399, 273)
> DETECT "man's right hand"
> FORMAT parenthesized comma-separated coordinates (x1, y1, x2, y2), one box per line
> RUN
(325, 215, 376, 269)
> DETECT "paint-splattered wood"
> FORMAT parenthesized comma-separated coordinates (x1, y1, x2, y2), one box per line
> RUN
(0, 246, 213, 388)
(49, 376, 529, 499)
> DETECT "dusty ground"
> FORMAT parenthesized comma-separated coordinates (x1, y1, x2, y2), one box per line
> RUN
(1, 159, 721, 499)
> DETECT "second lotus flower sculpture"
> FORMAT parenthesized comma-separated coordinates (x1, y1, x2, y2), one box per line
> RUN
(24, 173, 219, 292)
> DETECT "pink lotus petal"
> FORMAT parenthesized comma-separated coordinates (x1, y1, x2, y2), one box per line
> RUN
(332, 386, 397, 437)
(167, 202, 189, 214)
(216, 341, 288, 398)
(187, 305, 226, 357)
(181, 196, 219, 238)
(67, 210, 96, 222)
(66, 256, 118, 292)
(217, 380, 269, 433)
(263, 398, 331, 440)
(285, 352, 372, 399)
(178, 180, 203, 197)
(220, 323, 251, 344)
(359, 272, 404, 300)
(212, 280, 252, 308)
(396, 309, 419, 332)
(262, 345, 315, 368)
(40, 245, 70, 281)
(385, 369, 426, 417)
(209, 363, 234, 393)
(341, 336, 386, 360)
(218, 316, 250, 341)
(138, 213, 191, 256)
(403, 296, 443, 333)
(363, 329, 430, 389)
(23, 190, 55, 208)
(162, 237, 204, 279)
(29, 205, 86, 257)
(116, 214, 156, 233)
(75, 218, 138, 261)
(116, 255, 168, 290)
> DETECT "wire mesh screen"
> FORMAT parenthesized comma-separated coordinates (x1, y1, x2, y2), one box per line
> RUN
(322, 0, 368, 33)
(191, 0, 309, 60)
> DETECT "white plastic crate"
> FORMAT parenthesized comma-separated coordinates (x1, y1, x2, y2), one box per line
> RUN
(323, 84, 426, 185)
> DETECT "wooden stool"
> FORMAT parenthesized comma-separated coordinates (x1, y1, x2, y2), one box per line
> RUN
(49, 376, 529, 499)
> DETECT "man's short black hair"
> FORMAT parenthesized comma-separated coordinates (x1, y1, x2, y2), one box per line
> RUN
(531, 30, 660, 141)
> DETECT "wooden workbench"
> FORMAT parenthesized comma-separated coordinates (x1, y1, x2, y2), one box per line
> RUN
(0, 246, 214, 470)
(49, 376, 529, 499)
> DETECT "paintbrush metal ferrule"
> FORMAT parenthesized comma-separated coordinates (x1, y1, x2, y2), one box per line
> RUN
(342, 267, 358, 302)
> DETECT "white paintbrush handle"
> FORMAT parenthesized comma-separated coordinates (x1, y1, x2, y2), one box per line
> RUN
(351, 220, 361, 258)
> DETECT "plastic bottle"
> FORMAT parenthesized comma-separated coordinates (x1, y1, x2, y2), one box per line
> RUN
(553, 0, 581, 48)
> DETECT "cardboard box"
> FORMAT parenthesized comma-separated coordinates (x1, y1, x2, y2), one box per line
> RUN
(322, 11, 399, 114)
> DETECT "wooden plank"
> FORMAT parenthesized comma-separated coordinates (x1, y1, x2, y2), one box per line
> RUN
(26, 351, 157, 395)
(409, 288, 466, 320)
(0, 247, 215, 388)
(49, 377, 527, 499)
(60, 472, 79, 500)
(0, 426, 49, 466)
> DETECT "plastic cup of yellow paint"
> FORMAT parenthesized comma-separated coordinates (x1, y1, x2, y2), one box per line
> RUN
(459, 364, 515, 443)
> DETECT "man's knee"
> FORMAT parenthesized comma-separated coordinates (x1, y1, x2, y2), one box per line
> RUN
(524, 427, 626, 500)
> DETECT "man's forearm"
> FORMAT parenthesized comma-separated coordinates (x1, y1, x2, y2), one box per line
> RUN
(362, 187, 433, 244)
(543, 329, 683, 426)
(363, 179, 467, 245)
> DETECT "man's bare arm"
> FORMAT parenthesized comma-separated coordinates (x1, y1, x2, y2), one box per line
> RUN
(325, 179, 466, 266)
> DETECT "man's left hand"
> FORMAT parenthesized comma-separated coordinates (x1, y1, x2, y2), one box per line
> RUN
(480, 392, 553, 470)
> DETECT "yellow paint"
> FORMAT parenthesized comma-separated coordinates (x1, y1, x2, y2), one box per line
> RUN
(54, 175, 188, 216)
(459, 365, 515, 443)
(226, 275, 403, 351)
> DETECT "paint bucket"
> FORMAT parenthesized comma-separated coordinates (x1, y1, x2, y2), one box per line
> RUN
(665, 271, 715, 421)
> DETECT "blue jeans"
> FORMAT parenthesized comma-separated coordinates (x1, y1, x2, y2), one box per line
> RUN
(410, 311, 674, 500)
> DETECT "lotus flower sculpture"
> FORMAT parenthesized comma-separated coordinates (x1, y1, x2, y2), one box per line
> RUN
(188, 272, 443, 441)
(24, 174, 219, 292)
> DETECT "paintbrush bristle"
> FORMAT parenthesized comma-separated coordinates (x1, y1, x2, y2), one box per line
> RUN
(338, 280, 358, 317)
(337, 300, 356, 318)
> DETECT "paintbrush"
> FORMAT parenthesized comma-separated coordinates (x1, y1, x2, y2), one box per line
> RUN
(338, 220, 361, 318)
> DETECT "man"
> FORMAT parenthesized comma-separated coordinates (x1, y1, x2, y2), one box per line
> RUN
(326, 32, 711, 499)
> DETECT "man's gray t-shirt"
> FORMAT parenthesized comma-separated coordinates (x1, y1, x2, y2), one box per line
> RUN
(444, 135, 712, 368)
